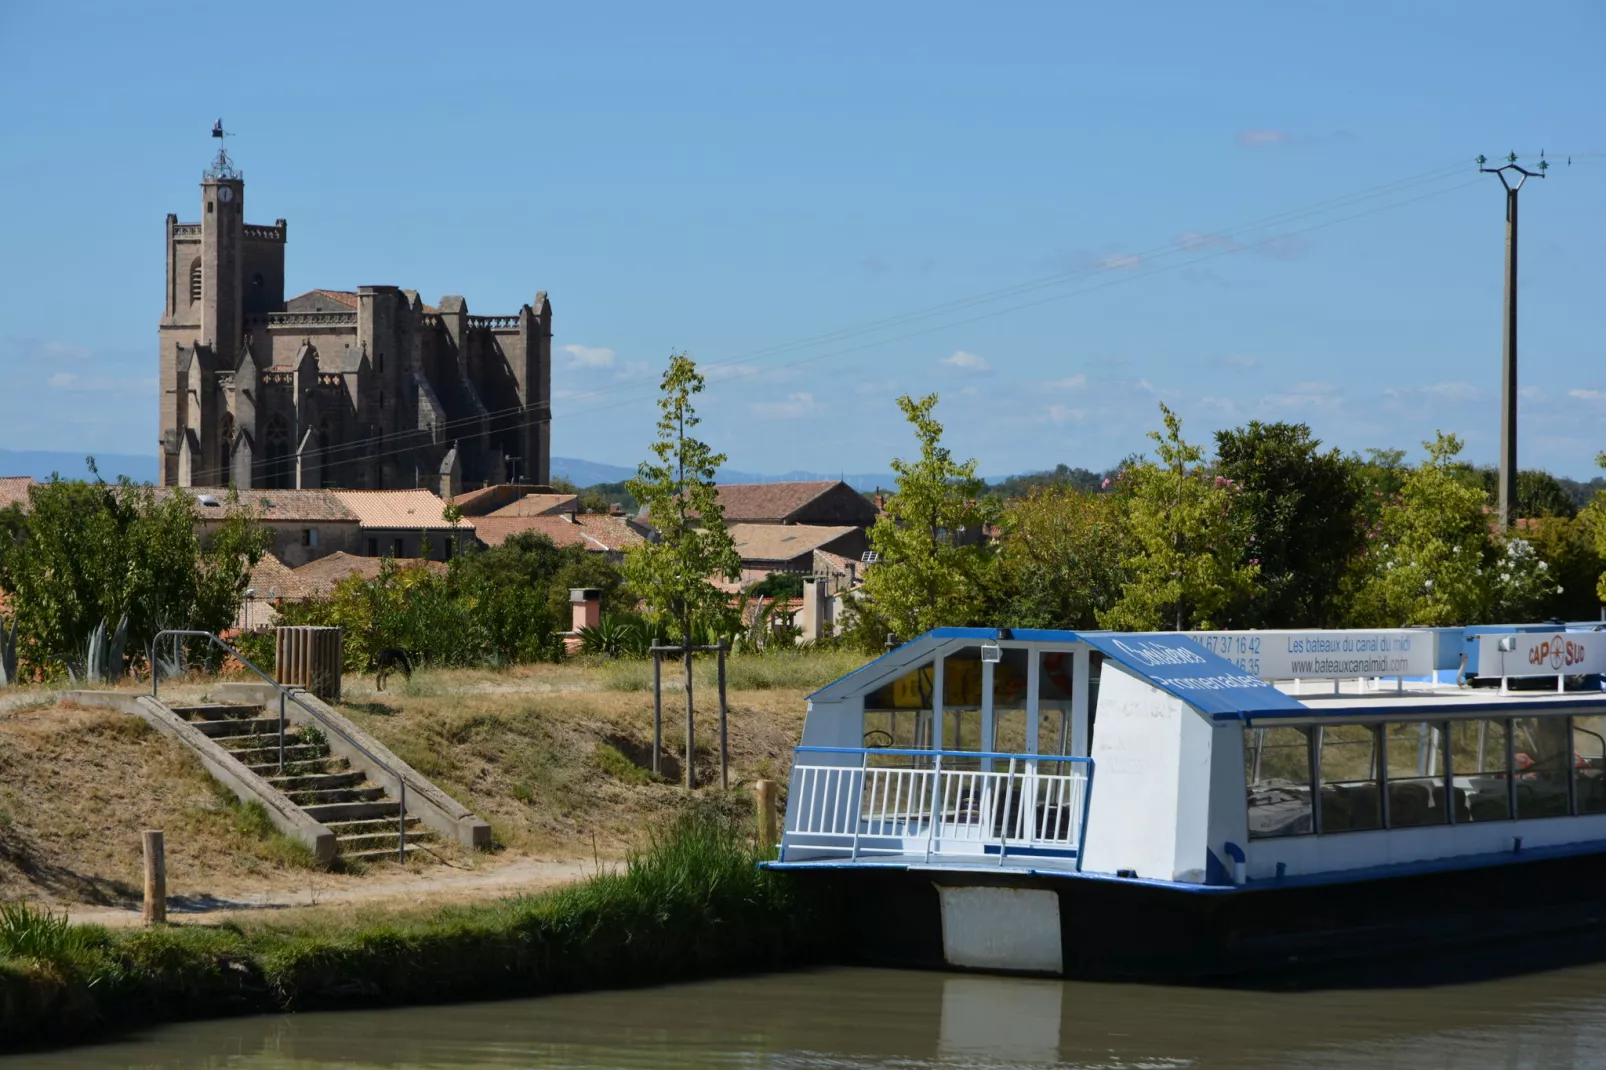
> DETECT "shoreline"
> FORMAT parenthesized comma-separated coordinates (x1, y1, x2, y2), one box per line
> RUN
(0, 810, 836, 1053)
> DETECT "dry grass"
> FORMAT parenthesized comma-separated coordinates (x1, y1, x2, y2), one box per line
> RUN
(336, 660, 825, 858)
(0, 704, 317, 907)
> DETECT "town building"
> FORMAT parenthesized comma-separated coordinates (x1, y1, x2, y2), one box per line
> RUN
(711, 480, 879, 528)
(157, 135, 552, 494)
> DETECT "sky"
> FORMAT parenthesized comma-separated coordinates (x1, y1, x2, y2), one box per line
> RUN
(1, 1, 1604, 480)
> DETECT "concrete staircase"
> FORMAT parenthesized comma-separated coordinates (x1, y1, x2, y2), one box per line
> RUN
(171, 702, 435, 863)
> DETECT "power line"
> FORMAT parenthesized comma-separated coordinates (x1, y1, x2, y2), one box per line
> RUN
(242, 161, 1485, 477)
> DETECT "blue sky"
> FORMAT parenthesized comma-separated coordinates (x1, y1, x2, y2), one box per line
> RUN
(2, 1, 1603, 479)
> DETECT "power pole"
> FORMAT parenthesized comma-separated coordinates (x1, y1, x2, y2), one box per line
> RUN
(1478, 152, 1547, 530)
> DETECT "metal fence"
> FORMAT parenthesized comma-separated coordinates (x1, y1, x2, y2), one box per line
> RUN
(785, 746, 1094, 867)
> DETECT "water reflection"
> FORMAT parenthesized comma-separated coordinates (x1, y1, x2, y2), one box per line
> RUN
(10, 965, 1606, 1069)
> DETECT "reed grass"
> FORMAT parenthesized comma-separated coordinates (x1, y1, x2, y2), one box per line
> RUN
(601, 649, 869, 693)
(0, 801, 835, 1052)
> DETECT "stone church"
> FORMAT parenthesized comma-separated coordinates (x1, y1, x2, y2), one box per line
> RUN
(158, 145, 551, 492)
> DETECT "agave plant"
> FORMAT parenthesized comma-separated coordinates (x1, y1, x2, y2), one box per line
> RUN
(0, 616, 17, 688)
(73, 615, 131, 685)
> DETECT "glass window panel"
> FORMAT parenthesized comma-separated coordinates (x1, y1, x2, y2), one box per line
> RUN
(991, 648, 1030, 756)
(1384, 722, 1451, 827)
(1245, 726, 1314, 839)
(1038, 650, 1075, 757)
(1450, 719, 1510, 822)
(1576, 716, 1606, 815)
(1513, 717, 1570, 819)
(1318, 724, 1381, 833)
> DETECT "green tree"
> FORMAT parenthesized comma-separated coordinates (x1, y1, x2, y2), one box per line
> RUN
(1214, 421, 1364, 627)
(1523, 516, 1604, 621)
(994, 487, 1130, 629)
(0, 475, 268, 676)
(621, 353, 741, 643)
(1476, 468, 1579, 519)
(859, 394, 999, 642)
(1100, 404, 1257, 632)
(1586, 452, 1606, 605)
(1348, 433, 1493, 627)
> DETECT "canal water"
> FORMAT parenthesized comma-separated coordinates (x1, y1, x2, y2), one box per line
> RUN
(11, 964, 1606, 1068)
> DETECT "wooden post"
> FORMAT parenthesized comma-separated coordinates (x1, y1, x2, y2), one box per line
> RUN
(718, 640, 729, 791)
(651, 649, 662, 777)
(755, 780, 777, 854)
(142, 829, 166, 926)
(683, 639, 695, 790)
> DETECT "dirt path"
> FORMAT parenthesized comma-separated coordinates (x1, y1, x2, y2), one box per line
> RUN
(69, 856, 600, 929)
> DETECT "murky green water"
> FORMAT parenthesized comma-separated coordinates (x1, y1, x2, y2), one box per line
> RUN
(11, 964, 1606, 1068)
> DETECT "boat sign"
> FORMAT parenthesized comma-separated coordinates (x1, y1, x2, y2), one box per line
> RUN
(1477, 631, 1606, 679)
(1082, 633, 1307, 717)
(1185, 629, 1436, 681)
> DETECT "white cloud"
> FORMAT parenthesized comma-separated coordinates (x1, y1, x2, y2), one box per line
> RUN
(48, 372, 155, 393)
(855, 378, 897, 394)
(959, 385, 979, 396)
(750, 392, 816, 419)
(1046, 373, 1087, 390)
(1261, 381, 1341, 412)
(1219, 355, 1258, 370)
(561, 343, 615, 368)
(1099, 252, 1142, 270)
(612, 361, 653, 382)
(940, 350, 991, 374)
(1198, 396, 1238, 415)
(5, 336, 90, 362)
(1046, 404, 1085, 424)
(1238, 129, 1293, 148)
(1135, 378, 1156, 393)
(1569, 388, 1606, 401)
(1177, 230, 1242, 253)
(1425, 380, 1479, 401)
(704, 363, 761, 382)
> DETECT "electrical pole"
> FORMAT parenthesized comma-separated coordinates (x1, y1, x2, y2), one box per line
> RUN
(1478, 152, 1547, 530)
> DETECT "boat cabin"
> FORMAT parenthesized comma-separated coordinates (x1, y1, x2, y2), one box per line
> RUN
(773, 625, 1606, 889)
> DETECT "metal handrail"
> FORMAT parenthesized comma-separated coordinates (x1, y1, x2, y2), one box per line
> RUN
(150, 629, 409, 861)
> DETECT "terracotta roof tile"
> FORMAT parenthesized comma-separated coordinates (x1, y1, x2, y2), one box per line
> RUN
(0, 476, 33, 511)
(330, 490, 475, 531)
(291, 551, 447, 599)
(712, 481, 843, 522)
(485, 493, 580, 518)
(728, 523, 858, 563)
(473, 513, 645, 551)
(176, 487, 359, 523)
(244, 554, 312, 602)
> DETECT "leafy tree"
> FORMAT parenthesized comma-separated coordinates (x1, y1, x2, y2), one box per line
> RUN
(622, 353, 741, 643)
(1488, 537, 1565, 621)
(1347, 433, 1493, 626)
(990, 464, 1109, 499)
(1099, 404, 1257, 631)
(1524, 516, 1605, 621)
(1586, 453, 1606, 605)
(748, 572, 804, 600)
(859, 394, 999, 642)
(0, 474, 268, 676)
(1356, 448, 1408, 522)
(1475, 468, 1579, 519)
(1214, 421, 1364, 627)
(994, 487, 1130, 629)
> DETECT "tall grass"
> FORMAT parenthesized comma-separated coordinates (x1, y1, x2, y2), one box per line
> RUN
(0, 803, 837, 1051)
(602, 649, 869, 693)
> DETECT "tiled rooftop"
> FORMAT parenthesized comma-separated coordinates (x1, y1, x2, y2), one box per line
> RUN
(330, 490, 475, 531)
(292, 551, 448, 598)
(0, 476, 33, 511)
(485, 493, 581, 518)
(177, 487, 359, 523)
(728, 523, 859, 562)
(712, 481, 843, 521)
(473, 513, 645, 551)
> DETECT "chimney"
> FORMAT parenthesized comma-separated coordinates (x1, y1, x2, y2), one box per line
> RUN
(570, 587, 601, 632)
(874, 492, 885, 510)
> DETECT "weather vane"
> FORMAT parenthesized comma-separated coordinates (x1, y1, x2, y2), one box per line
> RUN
(204, 118, 241, 181)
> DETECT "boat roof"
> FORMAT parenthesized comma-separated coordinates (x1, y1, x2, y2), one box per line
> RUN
(809, 627, 1307, 719)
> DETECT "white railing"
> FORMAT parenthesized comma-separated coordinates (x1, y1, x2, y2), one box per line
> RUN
(784, 747, 1094, 868)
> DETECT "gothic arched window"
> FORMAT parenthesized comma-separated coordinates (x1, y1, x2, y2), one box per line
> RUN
(189, 259, 202, 304)
(219, 413, 234, 484)
(264, 414, 292, 489)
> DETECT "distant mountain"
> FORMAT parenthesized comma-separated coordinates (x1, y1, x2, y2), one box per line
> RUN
(550, 456, 901, 492)
(0, 448, 156, 484)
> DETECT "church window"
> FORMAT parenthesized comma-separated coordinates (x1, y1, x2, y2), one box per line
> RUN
(219, 413, 234, 482)
(189, 260, 202, 304)
(264, 415, 292, 489)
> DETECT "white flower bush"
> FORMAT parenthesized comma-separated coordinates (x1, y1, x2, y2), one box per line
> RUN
(1489, 538, 1563, 620)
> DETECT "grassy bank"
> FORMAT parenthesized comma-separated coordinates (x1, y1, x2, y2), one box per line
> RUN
(0, 804, 835, 1051)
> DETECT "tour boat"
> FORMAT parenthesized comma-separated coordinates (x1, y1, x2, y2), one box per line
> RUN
(766, 624, 1606, 979)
